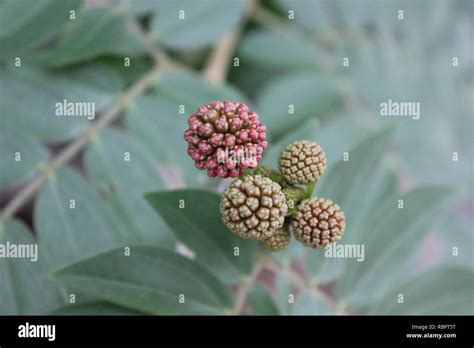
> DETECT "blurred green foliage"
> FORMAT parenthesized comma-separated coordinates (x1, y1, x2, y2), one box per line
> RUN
(0, 0, 472, 315)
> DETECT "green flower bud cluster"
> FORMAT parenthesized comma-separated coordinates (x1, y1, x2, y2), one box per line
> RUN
(220, 140, 345, 252)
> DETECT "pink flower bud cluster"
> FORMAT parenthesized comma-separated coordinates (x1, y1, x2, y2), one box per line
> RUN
(184, 101, 267, 178)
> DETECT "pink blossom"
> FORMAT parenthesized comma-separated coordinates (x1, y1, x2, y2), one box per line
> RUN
(183, 101, 267, 178)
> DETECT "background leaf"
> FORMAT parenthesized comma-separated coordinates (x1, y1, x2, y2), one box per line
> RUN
(51, 301, 143, 315)
(0, 130, 49, 188)
(316, 127, 396, 222)
(0, 0, 471, 317)
(291, 290, 333, 315)
(274, 274, 293, 314)
(257, 72, 344, 140)
(145, 190, 256, 283)
(238, 29, 319, 70)
(248, 284, 280, 315)
(262, 115, 364, 172)
(31, 7, 138, 67)
(368, 266, 474, 314)
(34, 167, 124, 269)
(119, 0, 158, 17)
(84, 127, 175, 248)
(274, 0, 333, 34)
(0, 0, 82, 58)
(151, 0, 245, 49)
(0, 65, 123, 142)
(53, 246, 233, 315)
(0, 219, 64, 314)
(336, 186, 452, 310)
(154, 72, 249, 107)
(295, 127, 397, 284)
(126, 95, 200, 187)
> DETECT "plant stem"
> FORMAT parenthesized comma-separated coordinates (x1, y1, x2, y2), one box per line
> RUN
(202, 0, 257, 85)
(128, 20, 188, 71)
(231, 261, 264, 315)
(303, 180, 317, 199)
(255, 166, 289, 188)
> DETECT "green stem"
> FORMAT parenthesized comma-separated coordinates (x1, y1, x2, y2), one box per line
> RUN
(303, 180, 317, 200)
(254, 166, 289, 188)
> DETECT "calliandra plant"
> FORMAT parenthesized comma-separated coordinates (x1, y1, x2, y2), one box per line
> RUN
(184, 100, 346, 252)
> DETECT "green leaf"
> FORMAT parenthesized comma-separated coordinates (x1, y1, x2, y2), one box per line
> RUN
(368, 266, 474, 314)
(274, 0, 333, 34)
(291, 290, 333, 315)
(317, 127, 396, 228)
(145, 190, 256, 283)
(52, 246, 233, 314)
(51, 301, 143, 315)
(238, 29, 319, 70)
(436, 203, 473, 269)
(274, 276, 333, 315)
(34, 167, 124, 269)
(0, 219, 64, 314)
(96, 56, 152, 86)
(227, 58, 281, 97)
(257, 72, 344, 140)
(154, 71, 249, 109)
(0, 130, 49, 188)
(119, 0, 158, 17)
(273, 238, 306, 263)
(275, 274, 293, 314)
(0, 65, 123, 142)
(32, 7, 125, 67)
(262, 114, 364, 171)
(106, 23, 147, 57)
(151, 0, 245, 49)
(334, 0, 431, 35)
(337, 186, 452, 309)
(126, 95, 199, 187)
(332, 0, 398, 31)
(126, 95, 185, 164)
(312, 128, 397, 283)
(262, 119, 320, 168)
(248, 284, 280, 315)
(0, 0, 82, 58)
(84, 127, 175, 247)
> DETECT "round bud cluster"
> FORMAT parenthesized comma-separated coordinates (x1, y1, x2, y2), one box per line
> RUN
(290, 198, 345, 249)
(184, 101, 267, 178)
(261, 227, 291, 252)
(279, 140, 326, 185)
(220, 175, 288, 240)
(282, 186, 305, 211)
